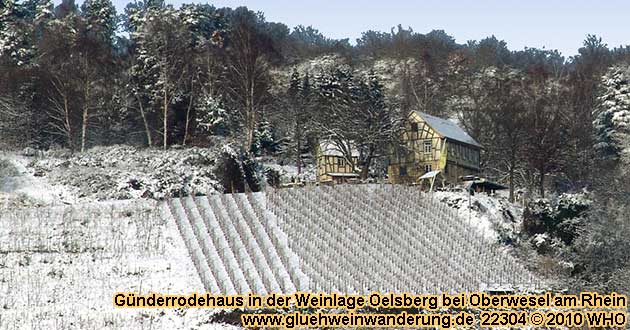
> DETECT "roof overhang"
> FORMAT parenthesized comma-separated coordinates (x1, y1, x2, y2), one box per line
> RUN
(326, 172, 360, 177)
(419, 170, 442, 180)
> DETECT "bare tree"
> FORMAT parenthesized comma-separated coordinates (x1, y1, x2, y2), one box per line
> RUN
(132, 7, 191, 149)
(222, 8, 274, 150)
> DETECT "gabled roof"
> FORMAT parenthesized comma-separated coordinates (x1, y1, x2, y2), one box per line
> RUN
(318, 140, 360, 157)
(414, 111, 482, 148)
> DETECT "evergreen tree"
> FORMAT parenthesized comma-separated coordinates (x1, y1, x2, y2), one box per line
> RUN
(285, 68, 311, 173)
(81, 0, 117, 45)
(595, 65, 630, 161)
(0, 0, 35, 66)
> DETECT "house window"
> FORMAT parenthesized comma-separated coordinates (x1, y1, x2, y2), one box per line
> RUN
(411, 123, 418, 132)
(423, 140, 432, 154)
(400, 166, 408, 176)
(424, 164, 432, 173)
(337, 157, 345, 166)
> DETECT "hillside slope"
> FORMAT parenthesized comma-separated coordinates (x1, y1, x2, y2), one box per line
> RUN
(166, 185, 540, 294)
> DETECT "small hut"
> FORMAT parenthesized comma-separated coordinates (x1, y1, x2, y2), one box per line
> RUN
(316, 140, 360, 184)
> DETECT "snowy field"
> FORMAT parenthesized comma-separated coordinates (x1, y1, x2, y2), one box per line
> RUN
(0, 200, 240, 330)
(0, 151, 243, 329)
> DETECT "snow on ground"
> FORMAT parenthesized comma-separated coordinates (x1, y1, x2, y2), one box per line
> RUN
(0, 146, 243, 329)
(435, 190, 523, 243)
(0, 151, 76, 206)
(0, 144, 531, 328)
(1, 145, 224, 205)
(0, 200, 238, 330)
(261, 161, 316, 184)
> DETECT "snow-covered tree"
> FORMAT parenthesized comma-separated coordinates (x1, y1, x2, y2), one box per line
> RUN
(194, 93, 227, 135)
(284, 68, 312, 174)
(594, 65, 630, 162)
(354, 70, 396, 178)
(130, 5, 192, 149)
(251, 117, 277, 155)
(0, 0, 36, 66)
(311, 67, 399, 178)
(34, 0, 54, 23)
(81, 0, 116, 45)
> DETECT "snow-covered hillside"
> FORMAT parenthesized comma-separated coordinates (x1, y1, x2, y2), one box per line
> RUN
(0, 151, 75, 206)
(167, 185, 539, 295)
(436, 190, 523, 243)
(1, 145, 225, 205)
(0, 146, 537, 329)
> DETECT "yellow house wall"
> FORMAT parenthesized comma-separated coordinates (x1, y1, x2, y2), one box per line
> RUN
(316, 154, 358, 182)
(388, 112, 480, 184)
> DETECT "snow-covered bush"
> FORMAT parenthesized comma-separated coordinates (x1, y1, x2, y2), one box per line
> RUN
(523, 192, 591, 247)
(30, 145, 223, 201)
(0, 158, 19, 177)
(570, 203, 630, 294)
(213, 145, 265, 193)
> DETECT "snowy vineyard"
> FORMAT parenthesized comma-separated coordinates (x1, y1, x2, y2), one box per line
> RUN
(164, 184, 541, 294)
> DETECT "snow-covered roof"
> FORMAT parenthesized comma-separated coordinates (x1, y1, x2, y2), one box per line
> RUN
(419, 170, 441, 179)
(415, 111, 482, 148)
(327, 172, 360, 177)
(318, 140, 359, 157)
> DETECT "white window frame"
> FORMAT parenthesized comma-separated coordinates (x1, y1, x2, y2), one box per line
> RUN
(423, 140, 432, 154)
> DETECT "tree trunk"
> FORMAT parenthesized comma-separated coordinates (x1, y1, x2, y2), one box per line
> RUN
(81, 84, 89, 153)
(539, 168, 545, 198)
(183, 77, 195, 146)
(245, 80, 256, 150)
(135, 94, 152, 147)
(508, 148, 515, 203)
(360, 146, 375, 180)
(163, 86, 168, 150)
(63, 95, 73, 151)
(295, 121, 302, 175)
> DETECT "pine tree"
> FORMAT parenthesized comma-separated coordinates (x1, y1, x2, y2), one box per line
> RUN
(286, 69, 306, 173)
(595, 65, 630, 162)
(34, 0, 53, 24)
(194, 93, 227, 135)
(355, 70, 393, 178)
(81, 0, 116, 45)
(0, 0, 35, 66)
(251, 118, 276, 155)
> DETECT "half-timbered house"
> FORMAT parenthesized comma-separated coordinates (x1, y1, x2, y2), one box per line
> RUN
(388, 111, 481, 184)
(316, 141, 360, 183)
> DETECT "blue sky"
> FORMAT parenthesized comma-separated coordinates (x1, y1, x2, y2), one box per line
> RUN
(66, 0, 630, 57)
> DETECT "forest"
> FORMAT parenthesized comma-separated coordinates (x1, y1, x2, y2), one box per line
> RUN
(1, 0, 630, 293)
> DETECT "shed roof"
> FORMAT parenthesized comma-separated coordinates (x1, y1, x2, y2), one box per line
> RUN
(414, 111, 482, 148)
